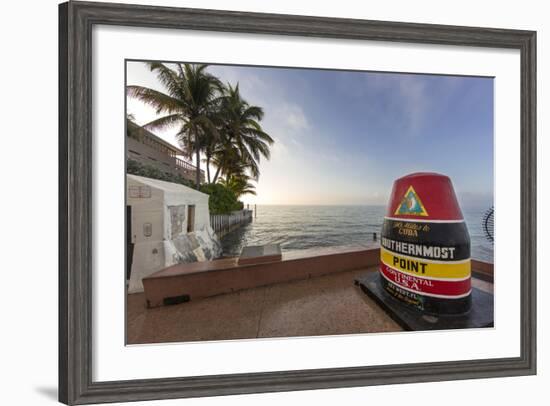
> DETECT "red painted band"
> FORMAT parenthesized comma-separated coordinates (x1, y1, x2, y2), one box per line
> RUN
(380, 263, 471, 297)
(386, 172, 464, 221)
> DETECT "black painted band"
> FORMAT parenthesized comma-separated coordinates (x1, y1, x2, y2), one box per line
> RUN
(381, 219, 470, 261)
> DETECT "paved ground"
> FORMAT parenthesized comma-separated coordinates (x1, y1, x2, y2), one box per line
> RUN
(127, 267, 493, 344)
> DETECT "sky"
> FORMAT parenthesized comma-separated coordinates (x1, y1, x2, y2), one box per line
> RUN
(126, 61, 494, 207)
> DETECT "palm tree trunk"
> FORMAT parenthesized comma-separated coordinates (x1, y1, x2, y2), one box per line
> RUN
(206, 155, 211, 184)
(195, 148, 201, 190)
(212, 166, 221, 184)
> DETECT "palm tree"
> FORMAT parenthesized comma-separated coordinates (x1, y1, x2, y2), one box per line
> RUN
(211, 84, 274, 184)
(219, 174, 257, 199)
(126, 62, 222, 189)
(210, 144, 249, 183)
(201, 125, 219, 184)
(201, 104, 225, 184)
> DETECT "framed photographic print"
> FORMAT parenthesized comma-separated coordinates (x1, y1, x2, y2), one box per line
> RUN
(59, 1, 536, 404)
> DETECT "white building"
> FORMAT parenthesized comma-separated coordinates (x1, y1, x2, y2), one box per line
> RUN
(126, 174, 220, 293)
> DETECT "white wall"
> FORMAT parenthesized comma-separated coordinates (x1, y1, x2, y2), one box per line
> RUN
(127, 175, 211, 241)
(1, 0, 547, 405)
(126, 175, 212, 292)
(127, 176, 165, 243)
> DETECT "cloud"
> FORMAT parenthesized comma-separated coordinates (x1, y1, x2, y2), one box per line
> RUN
(270, 103, 310, 132)
(363, 73, 430, 135)
(210, 67, 310, 132)
(395, 76, 428, 133)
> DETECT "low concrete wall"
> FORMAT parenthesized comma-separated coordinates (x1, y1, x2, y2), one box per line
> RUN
(471, 259, 494, 282)
(143, 246, 380, 308)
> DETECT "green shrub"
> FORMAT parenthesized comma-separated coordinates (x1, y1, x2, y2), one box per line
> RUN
(200, 183, 242, 214)
(127, 159, 195, 188)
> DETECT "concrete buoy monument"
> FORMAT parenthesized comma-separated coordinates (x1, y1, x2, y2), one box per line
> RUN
(379, 172, 471, 315)
(355, 172, 494, 330)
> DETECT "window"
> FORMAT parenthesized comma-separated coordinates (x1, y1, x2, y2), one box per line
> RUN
(187, 205, 195, 233)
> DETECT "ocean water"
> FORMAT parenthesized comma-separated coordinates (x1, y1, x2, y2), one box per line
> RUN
(221, 205, 494, 263)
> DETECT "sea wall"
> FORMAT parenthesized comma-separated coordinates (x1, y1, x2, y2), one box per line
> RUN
(210, 209, 253, 239)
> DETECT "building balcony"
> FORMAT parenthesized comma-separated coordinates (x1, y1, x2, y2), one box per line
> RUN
(126, 120, 205, 183)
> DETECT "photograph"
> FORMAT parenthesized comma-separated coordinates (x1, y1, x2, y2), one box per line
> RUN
(124, 60, 495, 344)
(52, 2, 538, 404)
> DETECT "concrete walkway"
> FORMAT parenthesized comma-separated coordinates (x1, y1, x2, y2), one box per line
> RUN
(127, 267, 493, 344)
(127, 268, 402, 344)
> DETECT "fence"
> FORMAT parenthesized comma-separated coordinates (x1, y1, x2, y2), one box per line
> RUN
(210, 209, 253, 238)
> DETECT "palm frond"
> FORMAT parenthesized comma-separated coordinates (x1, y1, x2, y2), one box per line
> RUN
(126, 86, 183, 114)
(147, 62, 186, 100)
(142, 114, 182, 132)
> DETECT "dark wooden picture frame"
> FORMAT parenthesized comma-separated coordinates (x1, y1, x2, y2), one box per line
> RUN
(59, 1, 536, 404)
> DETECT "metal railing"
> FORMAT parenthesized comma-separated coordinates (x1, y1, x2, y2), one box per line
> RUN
(175, 157, 199, 172)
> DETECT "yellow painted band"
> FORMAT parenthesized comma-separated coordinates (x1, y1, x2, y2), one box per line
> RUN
(380, 248, 471, 279)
